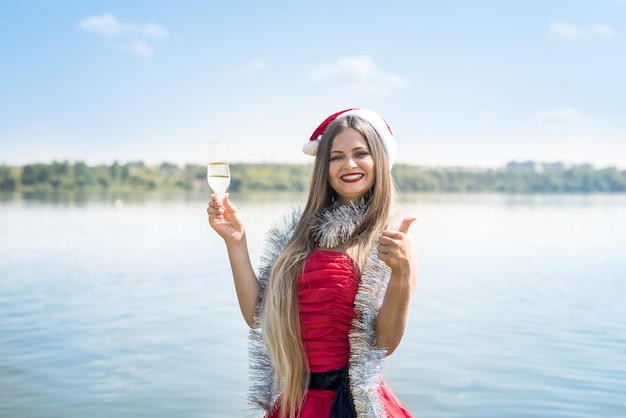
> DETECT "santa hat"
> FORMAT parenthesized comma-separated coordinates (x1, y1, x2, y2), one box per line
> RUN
(303, 108, 397, 167)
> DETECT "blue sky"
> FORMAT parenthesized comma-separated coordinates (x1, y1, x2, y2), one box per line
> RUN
(1, 0, 625, 168)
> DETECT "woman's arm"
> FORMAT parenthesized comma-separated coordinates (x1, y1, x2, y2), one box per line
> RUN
(374, 217, 418, 355)
(207, 194, 260, 328)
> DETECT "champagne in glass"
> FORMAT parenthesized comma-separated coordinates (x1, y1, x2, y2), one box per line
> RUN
(207, 140, 231, 223)
(207, 161, 230, 197)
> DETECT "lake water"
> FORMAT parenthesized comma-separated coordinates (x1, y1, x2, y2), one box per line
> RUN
(1, 191, 625, 418)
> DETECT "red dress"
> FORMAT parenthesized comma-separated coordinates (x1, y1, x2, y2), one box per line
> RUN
(267, 249, 413, 417)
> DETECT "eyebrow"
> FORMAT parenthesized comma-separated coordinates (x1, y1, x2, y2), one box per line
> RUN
(330, 146, 369, 154)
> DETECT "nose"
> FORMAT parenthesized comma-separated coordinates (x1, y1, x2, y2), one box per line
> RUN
(343, 156, 357, 169)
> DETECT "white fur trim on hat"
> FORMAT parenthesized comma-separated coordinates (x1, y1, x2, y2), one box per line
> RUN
(302, 138, 320, 156)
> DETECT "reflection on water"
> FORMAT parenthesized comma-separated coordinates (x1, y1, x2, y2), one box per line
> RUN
(1, 192, 625, 417)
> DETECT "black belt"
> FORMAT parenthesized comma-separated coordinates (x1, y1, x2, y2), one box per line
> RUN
(308, 365, 357, 418)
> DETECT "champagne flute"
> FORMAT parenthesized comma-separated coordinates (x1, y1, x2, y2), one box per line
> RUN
(207, 140, 231, 224)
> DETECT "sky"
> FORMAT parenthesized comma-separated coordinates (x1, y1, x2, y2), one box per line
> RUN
(1, 0, 625, 169)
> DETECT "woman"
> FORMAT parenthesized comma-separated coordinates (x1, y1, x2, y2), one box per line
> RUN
(208, 108, 417, 417)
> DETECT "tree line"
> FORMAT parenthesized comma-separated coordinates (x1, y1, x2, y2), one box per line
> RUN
(1, 161, 625, 193)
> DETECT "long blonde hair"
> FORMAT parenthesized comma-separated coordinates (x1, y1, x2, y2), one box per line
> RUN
(260, 115, 397, 417)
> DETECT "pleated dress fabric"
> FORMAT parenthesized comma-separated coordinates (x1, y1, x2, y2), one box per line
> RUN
(266, 249, 413, 417)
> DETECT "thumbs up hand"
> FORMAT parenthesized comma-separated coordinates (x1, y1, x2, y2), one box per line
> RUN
(377, 217, 417, 276)
(374, 217, 418, 354)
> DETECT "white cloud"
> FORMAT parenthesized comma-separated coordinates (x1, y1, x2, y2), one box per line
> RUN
(535, 106, 585, 123)
(78, 13, 168, 57)
(128, 40, 154, 57)
(549, 22, 615, 39)
(235, 59, 266, 75)
(141, 23, 168, 39)
(309, 55, 410, 95)
(79, 13, 168, 38)
(79, 13, 134, 37)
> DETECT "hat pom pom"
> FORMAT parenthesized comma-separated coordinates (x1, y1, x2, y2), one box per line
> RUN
(302, 138, 320, 156)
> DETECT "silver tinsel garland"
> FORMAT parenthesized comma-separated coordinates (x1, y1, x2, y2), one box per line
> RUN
(311, 198, 368, 249)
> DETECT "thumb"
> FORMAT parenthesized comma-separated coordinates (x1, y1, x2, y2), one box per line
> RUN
(223, 193, 234, 209)
(397, 217, 417, 233)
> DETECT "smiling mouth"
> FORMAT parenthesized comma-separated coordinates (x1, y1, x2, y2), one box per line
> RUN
(341, 173, 364, 182)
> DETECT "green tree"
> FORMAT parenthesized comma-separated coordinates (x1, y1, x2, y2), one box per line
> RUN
(73, 162, 95, 189)
(0, 165, 19, 191)
(21, 164, 53, 190)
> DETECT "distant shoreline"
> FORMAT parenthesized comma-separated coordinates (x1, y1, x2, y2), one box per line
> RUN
(1, 161, 625, 193)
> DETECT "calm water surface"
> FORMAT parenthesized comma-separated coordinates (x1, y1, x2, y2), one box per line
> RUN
(1, 192, 625, 417)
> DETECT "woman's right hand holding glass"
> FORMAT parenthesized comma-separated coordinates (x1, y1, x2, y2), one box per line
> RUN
(207, 194, 244, 242)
